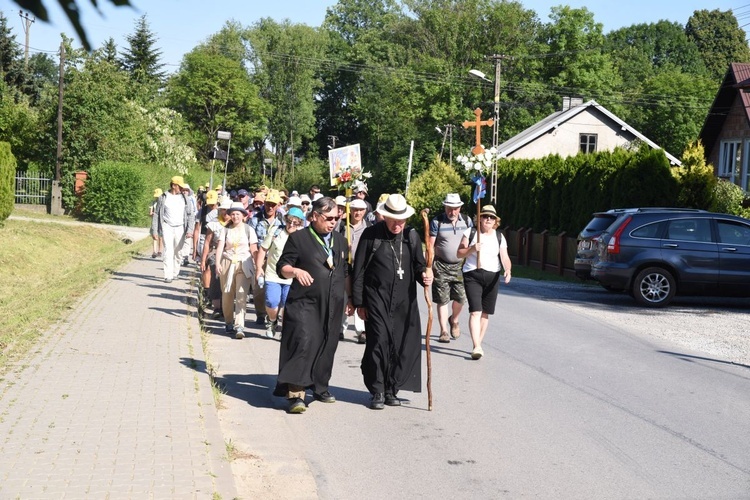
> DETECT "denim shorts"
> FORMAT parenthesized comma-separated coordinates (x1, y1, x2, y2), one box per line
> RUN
(264, 281, 290, 309)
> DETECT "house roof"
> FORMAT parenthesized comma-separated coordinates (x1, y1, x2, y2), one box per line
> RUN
(698, 63, 750, 159)
(497, 99, 682, 165)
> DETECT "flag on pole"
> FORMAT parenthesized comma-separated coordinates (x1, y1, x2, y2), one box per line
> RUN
(472, 174, 486, 204)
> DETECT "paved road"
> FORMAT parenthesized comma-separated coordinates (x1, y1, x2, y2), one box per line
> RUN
(209, 277, 750, 499)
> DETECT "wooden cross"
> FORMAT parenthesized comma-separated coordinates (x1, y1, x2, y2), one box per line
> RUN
(462, 107, 494, 155)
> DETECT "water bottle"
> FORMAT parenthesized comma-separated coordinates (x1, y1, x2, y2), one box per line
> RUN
(257, 276, 265, 289)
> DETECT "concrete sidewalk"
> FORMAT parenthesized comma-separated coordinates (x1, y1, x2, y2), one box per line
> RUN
(0, 254, 236, 498)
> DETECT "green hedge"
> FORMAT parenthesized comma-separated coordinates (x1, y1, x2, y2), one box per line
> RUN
(81, 161, 150, 226)
(0, 142, 16, 222)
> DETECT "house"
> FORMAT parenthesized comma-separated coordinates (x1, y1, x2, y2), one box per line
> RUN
(698, 63, 750, 192)
(497, 97, 682, 165)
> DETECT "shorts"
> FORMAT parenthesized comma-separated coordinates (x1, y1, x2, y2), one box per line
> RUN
(463, 269, 500, 314)
(265, 281, 290, 309)
(431, 260, 466, 305)
(208, 263, 222, 300)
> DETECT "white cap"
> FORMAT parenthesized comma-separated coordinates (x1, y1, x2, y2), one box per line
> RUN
(312, 193, 324, 202)
(350, 199, 367, 209)
(335, 195, 347, 206)
(287, 196, 302, 207)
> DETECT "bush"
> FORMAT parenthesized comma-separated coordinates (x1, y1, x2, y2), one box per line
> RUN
(406, 157, 471, 233)
(81, 161, 149, 226)
(0, 142, 16, 222)
(711, 179, 745, 216)
(673, 141, 717, 209)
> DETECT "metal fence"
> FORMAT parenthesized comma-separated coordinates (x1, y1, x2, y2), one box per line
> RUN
(15, 172, 51, 205)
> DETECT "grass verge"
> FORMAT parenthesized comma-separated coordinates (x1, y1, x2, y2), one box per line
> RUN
(0, 217, 148, 372)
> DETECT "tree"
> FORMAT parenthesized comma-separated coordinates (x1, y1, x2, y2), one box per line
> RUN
(0, 13, 25, 89)
(167, 41, 266, 169)
(120, 15, 165, 86)
(686, 9, 750, 81)
(98, 37, 120, 66)
(245, 18, 328, 181)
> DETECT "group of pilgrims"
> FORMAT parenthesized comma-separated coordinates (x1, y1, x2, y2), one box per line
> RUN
(151, 176, 511, 413)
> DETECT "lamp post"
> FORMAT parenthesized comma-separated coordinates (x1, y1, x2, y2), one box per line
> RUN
(263, 158, 273, 181)
(327, 135, 338, 149)
(217, 130, 232, 192)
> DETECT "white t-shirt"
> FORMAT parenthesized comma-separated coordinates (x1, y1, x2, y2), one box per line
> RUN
(461, 229, 507, 273)
(162, 192, 186, 227)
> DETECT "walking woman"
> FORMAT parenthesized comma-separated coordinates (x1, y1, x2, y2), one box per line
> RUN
(456, 205, 511, 360)
(215, 202, 258, 339)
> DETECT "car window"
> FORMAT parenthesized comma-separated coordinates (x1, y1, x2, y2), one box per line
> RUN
(665, 218, 712, 242)
(582, 215, 616, 233)
(717, 219, 750, 246)
(631, 221, 663, 239)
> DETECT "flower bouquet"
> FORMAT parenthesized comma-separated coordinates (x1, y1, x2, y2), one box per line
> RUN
(334, 165, 372, 192)
(456, 146, 500, 174)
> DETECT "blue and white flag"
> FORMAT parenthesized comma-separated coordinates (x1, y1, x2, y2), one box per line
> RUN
(472, 174, 486, 204)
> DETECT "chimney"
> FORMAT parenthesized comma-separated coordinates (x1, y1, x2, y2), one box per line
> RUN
(562, 96, 571, 111)
(561, 96, 584, 111)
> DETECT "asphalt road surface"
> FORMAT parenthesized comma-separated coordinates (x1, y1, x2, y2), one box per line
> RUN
(210, 278, 750, 499)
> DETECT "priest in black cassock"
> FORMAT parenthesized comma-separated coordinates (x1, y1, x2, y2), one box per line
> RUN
(274, 197, 352, 414)
(352, 194, 433, 410)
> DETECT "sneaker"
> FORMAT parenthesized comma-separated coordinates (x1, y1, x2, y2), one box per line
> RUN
(265, 317, 275, 339)
(212, 310, 224, 320)
(164, 278, 172, 284)
(288, 398, 306, 414)
(357, 332, 366, 344)
(370, 393, 385, 410)
(449, 315, 461, 339)
(471, 346, 484, 360)
(255, 316, 264, 325)
(225, 324, 235, 335)
(157, 252, 162, 257)
(182, 257, 189, 266)
(235, 328, 245, 339)
(151, 252, 157, 258)
(437, 332, 450, 343)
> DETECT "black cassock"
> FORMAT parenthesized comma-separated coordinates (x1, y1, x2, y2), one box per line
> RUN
(352, 221, 427, 395)
(274, 227, 349, 395)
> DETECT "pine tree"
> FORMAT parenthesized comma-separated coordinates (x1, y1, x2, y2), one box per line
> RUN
(120, 15, 165, 85)
(0, 13, 24, 89)
(101, 37, 119, 66)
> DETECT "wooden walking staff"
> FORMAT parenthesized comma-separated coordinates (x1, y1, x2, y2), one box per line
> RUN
(345, 188, 352, 263)
(420, 208, 433, 411)
(463, 107, 494, 267)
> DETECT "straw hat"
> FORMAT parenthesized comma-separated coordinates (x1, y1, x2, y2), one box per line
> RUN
(376, 194, 415, 220)
(479, 205, 500, 220)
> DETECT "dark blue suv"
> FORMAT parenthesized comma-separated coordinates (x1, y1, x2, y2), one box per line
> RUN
(591, 210, 750, 307)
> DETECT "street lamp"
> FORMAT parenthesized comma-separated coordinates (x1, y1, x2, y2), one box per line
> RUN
(327, 135, 339, 149)
(216, 130, 232, 192)
(263, 158, 273, 180)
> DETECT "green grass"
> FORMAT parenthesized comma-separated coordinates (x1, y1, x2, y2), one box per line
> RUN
(0, 216, 148, 372)
(511, 265, 581, 283)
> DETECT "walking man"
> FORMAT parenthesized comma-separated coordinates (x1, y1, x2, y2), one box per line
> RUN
(152, 176, 195, 283)
(428, 193, 473, 343)
(274, 197, 352, 413)
(352, 194, 433, 409)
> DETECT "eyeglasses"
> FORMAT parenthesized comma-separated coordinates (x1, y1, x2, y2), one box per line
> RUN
(481, 215, 496, 220)
(286, 220, 303, 227)
(301, 201, 310, 205)
(265, 202, 278, 208)
(317, 213, 340, 222)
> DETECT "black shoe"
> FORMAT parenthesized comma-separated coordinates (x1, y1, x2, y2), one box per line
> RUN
(370, 393, 385, 410)
(288, 398, 306, 414)
(313, 391, 336, 403)
(384, 393, 401, 406)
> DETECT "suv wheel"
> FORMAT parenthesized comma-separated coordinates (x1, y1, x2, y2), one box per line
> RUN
(632, 267, 675, 307)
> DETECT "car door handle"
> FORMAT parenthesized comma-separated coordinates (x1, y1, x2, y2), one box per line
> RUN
(663, 243, 679, 248)
(721, 247, 738, 252)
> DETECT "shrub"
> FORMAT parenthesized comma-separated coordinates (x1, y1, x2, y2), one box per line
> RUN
(406, 157, 471, 233)
(0, 142, 16, 222)
(81, 161, 149, 226)
(711, 179, 745, 216)
(673, 141, 717, 209)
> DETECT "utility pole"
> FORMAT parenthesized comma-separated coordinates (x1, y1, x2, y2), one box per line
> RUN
(18, 10, 35, 69)
(50, 41, 65, 215)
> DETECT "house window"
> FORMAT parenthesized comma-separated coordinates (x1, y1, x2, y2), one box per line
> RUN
(719, 140, 741, 178)
(580, 134, 597, 154)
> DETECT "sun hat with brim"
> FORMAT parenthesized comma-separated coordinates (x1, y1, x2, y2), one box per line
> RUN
(227, 202, 248, 216)
(335, 195, 347, 206)
(442, 193, 464, 207)
(286, 207, 305, 221)
(266, 190, 283, 205)
(153, 188, 163, 198)
(300, 194, 311, 203)
(205, 190, 218, 205)
(218, 197, 232, 210)
(171, 175, 187, 188)
(479, 205, 500, 219)
(350, 199, 367, 210)
(312, 193, 324, 202)
(287, 196, 302, 207)
(376, 194, 415, 220)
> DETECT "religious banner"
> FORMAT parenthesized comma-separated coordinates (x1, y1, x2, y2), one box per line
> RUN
(328, 144, 363, 187)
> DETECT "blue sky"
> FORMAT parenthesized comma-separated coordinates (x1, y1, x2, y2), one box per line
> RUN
(2, 0, 748, 71)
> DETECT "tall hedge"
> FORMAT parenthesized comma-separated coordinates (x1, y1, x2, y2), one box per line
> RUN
(0, 142, 16, 222)
(81, 161, 149, 226)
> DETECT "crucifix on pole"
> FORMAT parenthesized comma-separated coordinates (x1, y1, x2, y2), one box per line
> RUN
(462, 108, 494, 155)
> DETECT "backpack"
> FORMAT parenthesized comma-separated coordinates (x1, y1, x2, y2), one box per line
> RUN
(364, 226, 415, 271)
(468, 227, 505, 248)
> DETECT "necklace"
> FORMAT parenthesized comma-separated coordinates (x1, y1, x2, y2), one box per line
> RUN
(389, 235, 404, 280)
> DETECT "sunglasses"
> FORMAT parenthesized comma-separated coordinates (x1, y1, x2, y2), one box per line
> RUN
(481, 215, 496, 220)
(301, 201, 310, 205)
(318, 214, 341, 222)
